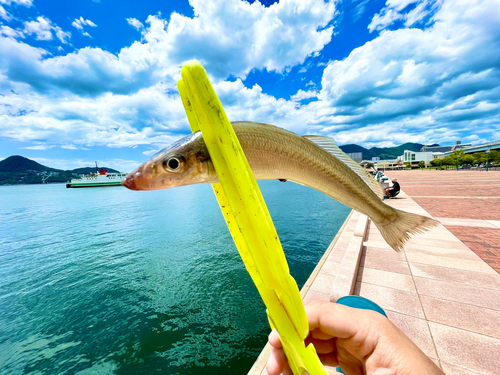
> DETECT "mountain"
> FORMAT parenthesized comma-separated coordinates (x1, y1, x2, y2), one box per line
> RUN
(0, 156, 121, 185)
(339, 142, 425, 160)
(0, 155, 58, 173)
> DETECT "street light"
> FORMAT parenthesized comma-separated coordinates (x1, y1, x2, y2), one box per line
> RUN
(486, 149, 490, 172)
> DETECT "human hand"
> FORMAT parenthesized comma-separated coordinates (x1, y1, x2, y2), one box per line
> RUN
(266, 300, 444, 375)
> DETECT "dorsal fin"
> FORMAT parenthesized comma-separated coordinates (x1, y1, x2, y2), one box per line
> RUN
(304, 135, 384, 199)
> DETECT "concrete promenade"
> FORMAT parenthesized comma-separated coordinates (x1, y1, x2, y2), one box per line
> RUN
(249, 171, 500, 375)
(384, 170, 500, 273)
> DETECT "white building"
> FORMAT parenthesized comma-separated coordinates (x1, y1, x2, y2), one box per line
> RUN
(402, 150, 435, 166)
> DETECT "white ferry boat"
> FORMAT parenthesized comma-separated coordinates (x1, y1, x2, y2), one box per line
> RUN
(66, 167, 127, 188)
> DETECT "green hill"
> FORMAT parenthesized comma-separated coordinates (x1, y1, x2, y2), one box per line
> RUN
(0, 155, 58, 173)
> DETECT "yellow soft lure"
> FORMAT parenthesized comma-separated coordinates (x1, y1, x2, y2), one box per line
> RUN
(177, 60, 327, 375)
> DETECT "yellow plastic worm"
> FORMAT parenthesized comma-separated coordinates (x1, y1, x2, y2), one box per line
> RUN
(177, 60, 327, 375)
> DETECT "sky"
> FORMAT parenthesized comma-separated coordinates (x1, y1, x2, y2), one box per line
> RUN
(0, 0, 499, 171)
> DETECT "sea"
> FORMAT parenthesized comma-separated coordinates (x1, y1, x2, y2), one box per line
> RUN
(0, 181, 350, 374)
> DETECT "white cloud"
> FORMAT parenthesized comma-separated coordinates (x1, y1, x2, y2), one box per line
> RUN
(23, 17, 53, 40)
(0, 0, 32, 21)
(72, 16, 97, 38)
(161, 0, 336, 78)
(22, 16, 71, 43)
(0, 82, 188, 149)
(0, 5, 11, 21)
(353, 0, 370, 22)
(316, 0, 500, 146)
(127, 17, 144, 31)
(291, 89, 318, 101)
(369, 0, 442, 32)
(0, 25, 24, 38)
(21, 144, 56, 150)
(0, 0, 336, 98)
(0, 0, 33, 5)
(0, 0, 498, 153)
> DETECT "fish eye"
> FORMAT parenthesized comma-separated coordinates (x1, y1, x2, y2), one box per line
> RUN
(163, 155, 185, 173)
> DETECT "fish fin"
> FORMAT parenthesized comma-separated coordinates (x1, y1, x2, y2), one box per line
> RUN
(374, 209, 439, 252)
(304, 135, 384, 199)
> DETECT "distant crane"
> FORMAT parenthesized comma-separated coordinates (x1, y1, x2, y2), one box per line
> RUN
(41, 175, 50, 183)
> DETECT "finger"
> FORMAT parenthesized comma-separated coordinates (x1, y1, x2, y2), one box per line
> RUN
(266, 347, 288, 375)
(306, 300, 375, 339)
(305, 337, 335, 354)
(268, 329, 283, 349)
(309, 327, 334, 340)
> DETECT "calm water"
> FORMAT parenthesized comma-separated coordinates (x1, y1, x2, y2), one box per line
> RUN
(0, 181, 350, 374)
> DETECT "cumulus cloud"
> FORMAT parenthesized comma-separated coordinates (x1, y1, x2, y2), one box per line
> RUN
(0, 36, 164, 95)
(0, 82, 188, 150)
(0, 0, 498, 153)
(317, 0, 500, 146)
(0, 0, 336, 97)
(72, 16, 97, 37)
(161, 0, 335, 78)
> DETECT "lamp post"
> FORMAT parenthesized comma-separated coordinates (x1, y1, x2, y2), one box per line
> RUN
(456, 154, 459, 171)
(486, 149, 490, 172)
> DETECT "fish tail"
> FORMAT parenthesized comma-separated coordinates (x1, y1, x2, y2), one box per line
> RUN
(375, 209, 439, 252)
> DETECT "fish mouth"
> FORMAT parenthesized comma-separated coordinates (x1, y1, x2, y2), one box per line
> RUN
(121, 172, 140, 190)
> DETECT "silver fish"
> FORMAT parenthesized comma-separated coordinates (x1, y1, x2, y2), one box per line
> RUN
(122, 121, 438, 251)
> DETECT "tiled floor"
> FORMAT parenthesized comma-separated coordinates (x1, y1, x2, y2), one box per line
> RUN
(355, 191, 500, 375)
(385, 170, 500, 273)
(249, 171, 500, 375)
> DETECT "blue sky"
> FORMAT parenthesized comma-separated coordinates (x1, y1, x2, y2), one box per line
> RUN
(0, 0, 499, 171)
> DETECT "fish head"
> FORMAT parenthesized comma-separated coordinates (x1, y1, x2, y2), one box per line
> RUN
(122, 132, 216, 191)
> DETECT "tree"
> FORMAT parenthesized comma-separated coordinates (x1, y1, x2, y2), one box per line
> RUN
(460, 155, 475, 166)
(418, 160, 426, 169)
(442, 155, 455, 167)
(430, 159, 441, 168)
(473, 152, 486, 165)
(489, 150, 500, 164)
(405, 162, 412, 169)
(452, 149, 464, 170)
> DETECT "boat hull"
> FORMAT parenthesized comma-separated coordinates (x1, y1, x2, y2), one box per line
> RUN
(66, 181, 123, 188)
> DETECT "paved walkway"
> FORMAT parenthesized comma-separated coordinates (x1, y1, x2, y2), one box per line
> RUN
(384, 170, 500, 273)
(249, 171, 500, 374)
(356, 192, 500, 374)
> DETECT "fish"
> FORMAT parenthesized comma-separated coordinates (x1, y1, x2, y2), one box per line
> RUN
(122, 121, 438, 252)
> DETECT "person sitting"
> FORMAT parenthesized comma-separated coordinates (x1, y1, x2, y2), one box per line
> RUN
(383, 179, 400, 199)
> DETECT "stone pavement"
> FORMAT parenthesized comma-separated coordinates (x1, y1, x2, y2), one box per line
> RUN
(249, 171, 500, 375)
(384, 170, 500, 273)
(356, 191, 500, 374)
